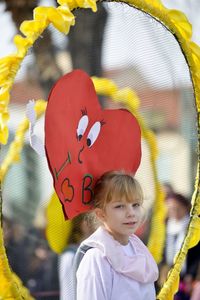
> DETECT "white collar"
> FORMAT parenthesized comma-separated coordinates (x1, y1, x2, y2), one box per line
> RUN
(167, 215, 189, 235)
(81, 226, 158, 283)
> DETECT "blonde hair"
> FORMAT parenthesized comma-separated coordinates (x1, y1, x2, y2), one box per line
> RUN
(93, 170, 143, 210)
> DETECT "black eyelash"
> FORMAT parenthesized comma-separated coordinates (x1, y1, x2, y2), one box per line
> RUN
(81, 107, 87, 116)
(100, 119, 106, 126)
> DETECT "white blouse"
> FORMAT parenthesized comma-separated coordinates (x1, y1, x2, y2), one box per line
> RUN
(76, 227, 158, 300)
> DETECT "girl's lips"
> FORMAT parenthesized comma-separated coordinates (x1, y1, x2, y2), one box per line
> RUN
(123, 222, 137, 225)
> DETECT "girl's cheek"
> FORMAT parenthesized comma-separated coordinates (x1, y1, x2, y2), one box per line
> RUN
(135, 207, 143, 218)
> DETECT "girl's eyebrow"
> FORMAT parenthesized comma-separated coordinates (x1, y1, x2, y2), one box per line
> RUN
(112, 198, 141, 204)
(111, 200, 125, 204)
(134, 198, 141, 202)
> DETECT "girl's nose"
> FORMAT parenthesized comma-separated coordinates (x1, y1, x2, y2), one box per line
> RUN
(126, 205, 135, 216)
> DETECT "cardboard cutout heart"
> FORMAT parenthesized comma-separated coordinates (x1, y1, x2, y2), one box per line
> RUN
(45, 70, 141, 219)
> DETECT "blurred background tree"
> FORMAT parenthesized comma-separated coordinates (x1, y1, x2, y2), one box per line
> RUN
(1, 0, 107, 95)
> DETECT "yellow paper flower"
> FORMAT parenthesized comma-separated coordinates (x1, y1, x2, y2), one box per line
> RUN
(13, 35, 32, 58)
(34, 6, 75, 34)
(57, 0, 97, 12)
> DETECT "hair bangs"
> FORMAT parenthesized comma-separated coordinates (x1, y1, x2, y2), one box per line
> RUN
(109, 174, 143, 204)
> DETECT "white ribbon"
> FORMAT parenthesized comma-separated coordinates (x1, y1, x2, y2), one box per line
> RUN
(26, 100, 46, 157)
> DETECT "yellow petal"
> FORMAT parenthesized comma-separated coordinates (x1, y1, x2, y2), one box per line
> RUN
(58, 0, 97, 12)
(0, 126, 9, 144)
(146, 130, 158, 159)
(191, 190, 200, 215)
(49, 7, 75, 34)
(158, 272, 180, 300)
(14, 35, 32, 57)
(165, 277, 179, 300)
(59, 0, 76, 10)
(0, 79, 12, 89)
(92, 77, 117, 96)
(113, 88, 140, 110)
(145, 0, 164, 8)
(189, 41, 200, 66)
(57, 0, 69, 4)
(57, 5, 75, 19)
(20, 19, 48, 41)
(77, 0, 97, 12)
(0, 89, 10, 104)
(188, 217, 200, 248)
(0, 55, 20, 70)
(168, 9, 192, 40)
(12, 273, 34, 299)
(34, 99, 47, 114)
(46, 192, 72, 253)
(0, 55, 20, 86)
(57, 0, 70, 5)
(34, 6, 75, 34)
(57, 5, 75, 24)
(194, 70, 200, 81)
(1, 112, 10, 123)
(33, 6, 49, 21)
(188, 227, 200, 249)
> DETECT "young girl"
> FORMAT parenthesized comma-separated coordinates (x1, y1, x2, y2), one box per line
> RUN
(76, 170, 158, 300)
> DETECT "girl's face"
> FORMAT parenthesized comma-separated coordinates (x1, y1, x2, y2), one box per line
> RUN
(166, 198, 188, 220)
(95, 196, 143, 245)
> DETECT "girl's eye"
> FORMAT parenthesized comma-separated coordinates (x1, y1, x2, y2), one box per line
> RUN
(86, 121, 101, 147)
(133, 203, 140, 208)
(115, 205, 124, 209)
(76, 115, 89, 141)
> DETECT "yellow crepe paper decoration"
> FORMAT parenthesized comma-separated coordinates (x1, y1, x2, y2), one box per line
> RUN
(0, 100, 46, 300)
(46, 192, 72, 254)
(0, 0, 200, 299)
(58, 0, 97, 12)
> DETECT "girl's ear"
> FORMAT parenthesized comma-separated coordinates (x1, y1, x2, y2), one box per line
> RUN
(94, 208, 105, 222)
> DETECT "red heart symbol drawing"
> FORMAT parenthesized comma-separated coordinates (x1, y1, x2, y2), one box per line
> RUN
(45, 70, 141, 219)
(61, 178, 74, 202)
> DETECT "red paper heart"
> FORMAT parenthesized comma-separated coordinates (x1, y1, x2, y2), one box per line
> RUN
(45, 70, 141, 219)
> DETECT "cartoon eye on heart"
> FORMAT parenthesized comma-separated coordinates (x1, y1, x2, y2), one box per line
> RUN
(76, 113, 89, 141)
(86, 121, 101, 147)
(45, 69, 141, 219)
(77, 119, 102, 163)
(77, 112, 102, 148)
